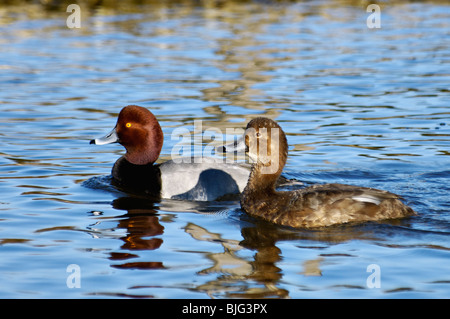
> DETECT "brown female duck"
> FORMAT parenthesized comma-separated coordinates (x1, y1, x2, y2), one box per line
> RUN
(237, 117, 416, 228)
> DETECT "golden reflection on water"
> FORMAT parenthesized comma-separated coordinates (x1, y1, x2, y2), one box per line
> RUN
(2, 0, 448, 140)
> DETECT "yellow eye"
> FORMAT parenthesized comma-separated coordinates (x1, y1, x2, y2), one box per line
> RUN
(126, 123, 132, 128)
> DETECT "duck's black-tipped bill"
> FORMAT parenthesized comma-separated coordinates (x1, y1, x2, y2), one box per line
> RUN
(216, 136, 247, 153)
(89, 128, 119, 145)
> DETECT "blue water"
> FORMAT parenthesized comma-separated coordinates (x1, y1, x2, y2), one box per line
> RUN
(0, 1, 449, 298)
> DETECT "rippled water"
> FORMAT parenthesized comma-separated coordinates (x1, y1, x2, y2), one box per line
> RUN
(0, 1, 449, 298)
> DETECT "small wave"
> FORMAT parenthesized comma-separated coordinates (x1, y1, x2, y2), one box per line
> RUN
(81, 175, 122, 195)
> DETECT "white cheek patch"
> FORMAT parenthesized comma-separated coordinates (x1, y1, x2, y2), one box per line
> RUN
(352, 195, 381, 205)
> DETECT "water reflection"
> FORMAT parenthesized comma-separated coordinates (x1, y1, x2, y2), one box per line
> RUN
(181, 216, 290, 298)
(185, 216, 420, 298)
(87, 193, 417, 298)
(105, 197, 165, 269)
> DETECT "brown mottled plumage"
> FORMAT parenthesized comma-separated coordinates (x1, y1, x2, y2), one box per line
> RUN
(240, 117, 416, 228)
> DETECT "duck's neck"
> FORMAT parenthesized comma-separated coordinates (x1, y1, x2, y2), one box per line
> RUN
(125, 135, 162, 165)
(243, 162, 280, 196)
(125, 148, 159, 165)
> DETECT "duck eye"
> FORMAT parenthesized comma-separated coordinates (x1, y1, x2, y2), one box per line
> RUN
(256, 132, 261, 138)
(126, 123, 132, 128)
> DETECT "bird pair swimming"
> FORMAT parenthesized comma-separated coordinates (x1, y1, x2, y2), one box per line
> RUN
(91, 105, 416, 228)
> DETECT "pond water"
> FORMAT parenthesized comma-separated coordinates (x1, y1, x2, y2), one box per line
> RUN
(0, 0, 449, 298)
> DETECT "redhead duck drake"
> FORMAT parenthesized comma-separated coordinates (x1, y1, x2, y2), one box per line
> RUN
(235, 117, 416, 228)
(90, 105, 251, 201)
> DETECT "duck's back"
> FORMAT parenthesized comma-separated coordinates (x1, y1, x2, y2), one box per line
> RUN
(160, 160, 250, 201)
(242, 183, 416, 228)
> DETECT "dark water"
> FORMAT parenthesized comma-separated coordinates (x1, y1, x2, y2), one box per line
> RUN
(0, 1, 449, 298)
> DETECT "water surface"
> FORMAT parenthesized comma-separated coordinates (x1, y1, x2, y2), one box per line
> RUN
(0, 1, 449, 298)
